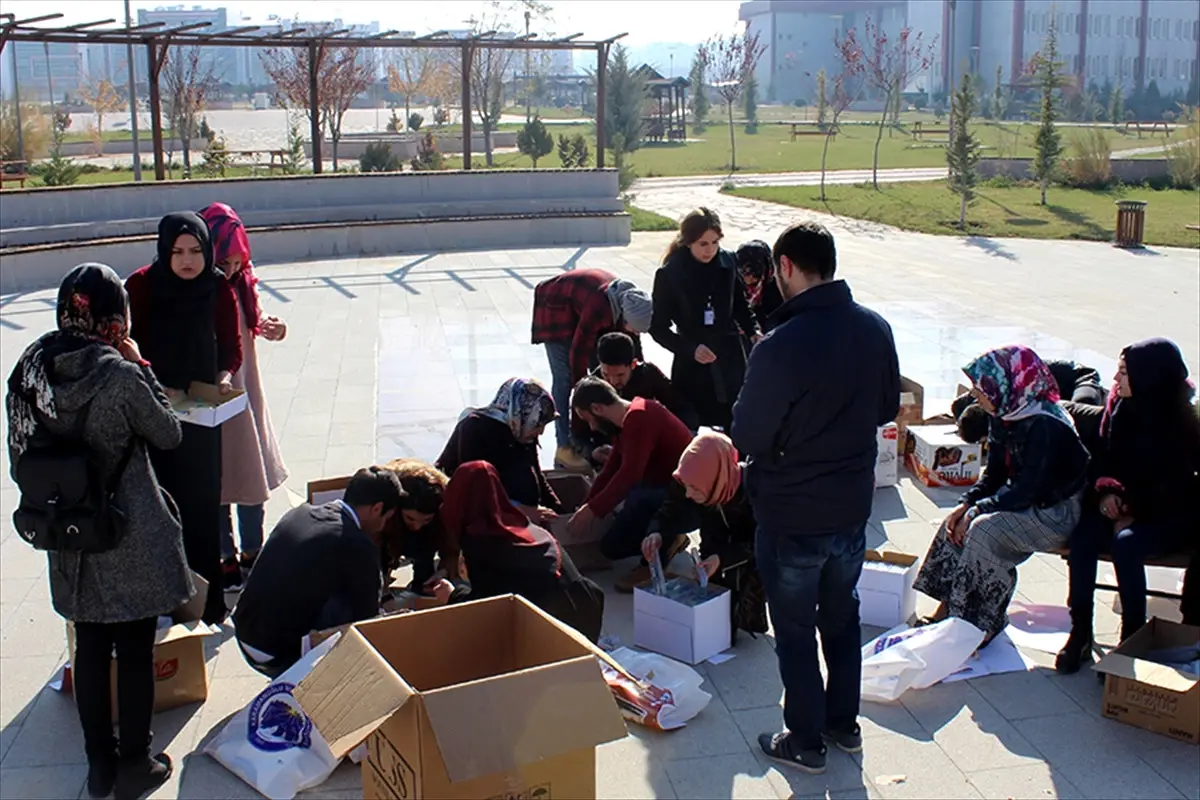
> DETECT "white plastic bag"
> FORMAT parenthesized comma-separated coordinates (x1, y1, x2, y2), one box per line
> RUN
(601, 647, 711, 730)
(861, 618, 985, 703)
(205, 633, 342, 800)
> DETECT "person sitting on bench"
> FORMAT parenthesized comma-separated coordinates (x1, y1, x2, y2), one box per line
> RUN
(571, 332, 697, 465)
(566, 376, 694, 592)
(233, 466, 406, 677)
(953, 359, 1105, 437)
(1057, 338, 1200, 673)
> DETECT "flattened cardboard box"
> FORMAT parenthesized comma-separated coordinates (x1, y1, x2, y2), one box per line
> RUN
(1094, 618, 1200, 744)
(294, 594, 629, 800)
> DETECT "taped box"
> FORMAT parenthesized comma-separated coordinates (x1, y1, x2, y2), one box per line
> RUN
(171, 381, 247, 428)
(858, 550, 920, 628)
(634, 577, 732, 665)
(1094, 618, 1200, 745)
(904, 424, 982, 488)
(875, 423, 899, 489)
(294, 594, 628, 800)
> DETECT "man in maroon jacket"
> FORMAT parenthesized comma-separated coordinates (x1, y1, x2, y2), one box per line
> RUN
(531, 269, 652, 471)
(568, 377, 696, 591)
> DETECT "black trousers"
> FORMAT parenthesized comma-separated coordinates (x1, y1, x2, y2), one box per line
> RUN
(74, 618, 158, 763)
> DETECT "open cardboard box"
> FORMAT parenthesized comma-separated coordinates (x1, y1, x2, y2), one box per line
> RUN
(294, 594, 629, 799)
(896, 376, 924, 443)
(634, 578, 732, 665)
(858, 550, 920, 628)
(1094, 618, 1200, 744)
(170, 381, 247, 428)
(904, 424, 982, 488)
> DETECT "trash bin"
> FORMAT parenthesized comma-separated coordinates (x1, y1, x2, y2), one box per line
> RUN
(1114, 200, 1148, 248)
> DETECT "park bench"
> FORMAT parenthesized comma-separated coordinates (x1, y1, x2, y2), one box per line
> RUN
(789, 122, 837, 140)
(911, 121, 949, 141)
(1120, 120, 1172, 138)
(228, 149, 286, 173)
(0, 160, 29, 189)
(1048, 547, 1192, 601)
(1186, 224, 1199, 232)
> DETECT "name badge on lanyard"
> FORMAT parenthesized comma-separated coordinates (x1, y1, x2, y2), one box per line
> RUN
(704, 303, 715, 326)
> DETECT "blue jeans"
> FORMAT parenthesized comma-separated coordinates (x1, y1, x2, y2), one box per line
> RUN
(756, 523, 866, 749)
(220, 503, 265, 559)
(1068, 509, 1184, 635)
(599, 483, 696, 561)
(544, 341, 572, 448)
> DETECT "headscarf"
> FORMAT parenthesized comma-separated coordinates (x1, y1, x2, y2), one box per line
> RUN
(673, 430, 742, 507)
(962, 345, 1075, 430)
(1101, 338, 1195, 441)
(138, 212, 222, 390)
(199, 202, 262, 335)
(7, 263, 130, 462)
(475, 378, 557, 442)
(605, 279, 653, 333)
(439, 461, 538, 545)
(735, 240, 773, 307)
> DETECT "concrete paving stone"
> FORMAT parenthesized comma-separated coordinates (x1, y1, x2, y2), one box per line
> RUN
(700, 634, 785, 711)
(965, 763, 1085, 800)
(730, 706, 869, 797)
(664, 752, 782, 800)
(0, 655, 64, 730)
(629, 694, 757, 762)
(967, 670, 1085, 722)
(856, 734, 982, 799)
(918, 691, 1047, 774)
(1, 691, 86, 768)
(0, 764, 87, 800)
(0, 725, 21, 769)
(0, 600, 68, 659)
(596, 735, 678, 800)
(0, 578, 34, 608)
(175, 751, 264, 800)
(1012, 712, 1186, 799)
(856, 701, 926, 742)
(0, 538, 50, 581)
(1139, 745, 1200, 799)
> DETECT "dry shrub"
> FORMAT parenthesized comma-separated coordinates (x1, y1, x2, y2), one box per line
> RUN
(1165, 114, 1200, 190)
(1063, 128, 1112, 189)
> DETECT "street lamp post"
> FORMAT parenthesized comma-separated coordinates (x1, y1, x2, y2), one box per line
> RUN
(125, 0, 143, 181)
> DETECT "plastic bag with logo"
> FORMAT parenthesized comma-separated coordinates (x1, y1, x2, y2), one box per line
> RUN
(205, 633, 342, 800)
(861, 618, 986, 703)
(599, 646, 711, 730)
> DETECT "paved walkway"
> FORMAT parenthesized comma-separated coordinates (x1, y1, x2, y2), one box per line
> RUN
(0, 207, 1198, 800)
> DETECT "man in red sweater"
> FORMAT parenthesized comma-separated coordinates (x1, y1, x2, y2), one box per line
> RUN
(567, 377, 696, 591)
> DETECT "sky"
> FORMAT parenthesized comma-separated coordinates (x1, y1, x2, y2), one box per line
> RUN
(0, 0, 745, 46)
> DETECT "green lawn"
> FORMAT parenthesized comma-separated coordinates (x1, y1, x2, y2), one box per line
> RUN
(62, 128, 175, 143)
(625, 202, 676, 231)
(726, 181, 1200, 248)
(501, 105, 588, 120)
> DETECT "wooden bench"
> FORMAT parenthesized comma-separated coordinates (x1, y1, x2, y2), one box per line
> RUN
(789, 123, 837, 140)
(0, 160, 29, 189)
(1121, 120, 1172, 138)
(1049, 547, 1191, 601)
(911, 121, 949, 141)
(1186, 224, 1200, 232)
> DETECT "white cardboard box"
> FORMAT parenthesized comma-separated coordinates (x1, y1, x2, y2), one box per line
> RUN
(634, 578, 731, 665)
(875, 423, 899, 489)
(904, 424, 983, 488)
(858, 550, 920, 628)
(170, 381, 247, 428)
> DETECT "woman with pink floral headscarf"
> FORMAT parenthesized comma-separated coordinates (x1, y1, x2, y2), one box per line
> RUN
(913, 345, 1090, 645)
(198, 203, 289, 590)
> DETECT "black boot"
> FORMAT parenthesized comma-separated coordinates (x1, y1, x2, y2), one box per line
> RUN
(114, 753, 172, 800)
(1055, 626, 1094, 675)
(86, 755, 117, 798)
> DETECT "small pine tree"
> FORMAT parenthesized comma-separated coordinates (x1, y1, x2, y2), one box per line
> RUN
(946, 73, 982, 229)
(281, 123, 308, 175)
(688, 49, 709, 129)
(407, 112, 424, 132)
(816, 68, 829, 128)
(744, 74, 759, 132)
(1032, 17, 1064, 205)
(557, 133, 573, 166)
(517, 116, 554, 167)
(1109, 86, 1124, 127)
(992, 64, 1007, 120)
(410, 132, 444, 171)
(40, 130, 82, 186)
(201, 135, 233, 177)
(569, 133, 589, 168)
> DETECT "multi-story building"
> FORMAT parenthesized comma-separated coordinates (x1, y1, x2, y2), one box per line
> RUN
(135, 5, 236, 86)
(741, 0, 1200, 104)
(2, 41, 85, 102)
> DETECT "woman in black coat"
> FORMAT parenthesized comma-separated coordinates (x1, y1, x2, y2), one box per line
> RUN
(650, 208, 761, 430)
(735, 239, 784, 334)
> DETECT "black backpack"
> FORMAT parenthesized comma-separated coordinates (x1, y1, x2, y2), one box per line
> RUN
(11, 415, 134, 554)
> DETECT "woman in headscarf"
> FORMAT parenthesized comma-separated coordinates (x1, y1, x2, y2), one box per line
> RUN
(735, 239, 784, 334)
(440, 461, 605, 642)
(650, 208, 761, 430)
(125, 212, 242, 625)
(198, 203, 288, 591)
(436, 377, 564, 524)
(6, 264, 190, 800)
(641, 431, 768, 641)
(913, 346, 1090, 646)
(1057, 338, 1200, 673)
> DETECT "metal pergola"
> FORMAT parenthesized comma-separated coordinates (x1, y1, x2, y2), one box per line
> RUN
(1, 13, 626, 180)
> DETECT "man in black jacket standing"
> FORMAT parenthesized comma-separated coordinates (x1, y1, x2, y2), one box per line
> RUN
(732, 222, 900, 774)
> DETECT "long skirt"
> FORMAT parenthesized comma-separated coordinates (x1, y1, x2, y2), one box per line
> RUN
(914, 494, 1081, 637)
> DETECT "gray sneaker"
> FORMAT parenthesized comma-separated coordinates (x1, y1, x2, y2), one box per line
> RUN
(758, 732, 827, 774)
(823, 723, 863, 754)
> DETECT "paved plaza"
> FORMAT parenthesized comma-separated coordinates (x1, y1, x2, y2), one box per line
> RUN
(1, 194, 1198, 799)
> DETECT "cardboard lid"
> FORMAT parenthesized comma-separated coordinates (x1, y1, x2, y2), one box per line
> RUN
(1093, 618, 1200, 692)
(306, 476, 352, 505)
(294, 625, 418, 759)
(185, 381, 245, 406)
(156, 621, 216, 645)
(864, 549, 919, 568)
(908, 424, 969, 445)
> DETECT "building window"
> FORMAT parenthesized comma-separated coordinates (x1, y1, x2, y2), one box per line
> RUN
(1105, 16, 1110, 37)
(1152, 19, 1160, 38)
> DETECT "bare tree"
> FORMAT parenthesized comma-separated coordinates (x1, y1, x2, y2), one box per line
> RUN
(162, 46, 221, 174)
(260, 27, 375, 171)
(822, 35, 867, 201)
(386, 49, 435, 130)
(76, 74, 125, 155)
(843, 16, 936, 188)
(464, 4, 520, 166)
(700, 28, 766, 172)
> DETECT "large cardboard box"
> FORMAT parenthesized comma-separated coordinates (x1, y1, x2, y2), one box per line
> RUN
(171, 381, 247, 428)
(634, 578, 732, 665)
(904, 424, 982, 488)
(895, 376, 925, 439)
(1093, 618, 1200, 744)
(65, 621, 212, 717)
(294, 595, 628, 800)
(858, 550, 920, 628)
(875, 423, 899, 489)
(307, 475, 351, 505)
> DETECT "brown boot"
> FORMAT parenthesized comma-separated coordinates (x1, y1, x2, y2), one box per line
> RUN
(554, 446, 590, 473)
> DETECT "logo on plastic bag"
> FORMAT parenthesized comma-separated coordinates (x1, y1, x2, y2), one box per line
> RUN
(872, 627, 926, 655)
(246, 682, 313, 752)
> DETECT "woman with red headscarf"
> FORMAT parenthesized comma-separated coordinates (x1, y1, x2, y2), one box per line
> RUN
(198, 203, 289, 590)
(641, 431, 767, 640)
(440, 461, 604, 642)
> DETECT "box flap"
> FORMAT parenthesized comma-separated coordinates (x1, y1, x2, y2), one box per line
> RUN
(186, 381, 246, 406)
(1094, 618, 1200, 692)
(510, 595, 639, 685)
(864, 549, 918, 568)
(294, 625, 416, 759)
(421, 655, 627, 784)
(156, 621, 215, 645)
(307, 476, 351, 505)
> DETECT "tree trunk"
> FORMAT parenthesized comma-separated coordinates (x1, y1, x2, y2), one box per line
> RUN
(959, 193, 967, 228)
(331, 129, 339, 171)
(405, 97, 411, 130)
(484, 120, 494, 167)
(727, 101, 736, 171)
(872, 109, 886, 189)
(1040, 175, 1047, 205)
(820, 128, 832, 202)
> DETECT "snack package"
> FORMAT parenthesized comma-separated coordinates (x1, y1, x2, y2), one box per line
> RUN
(599, 647, 711, 730)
